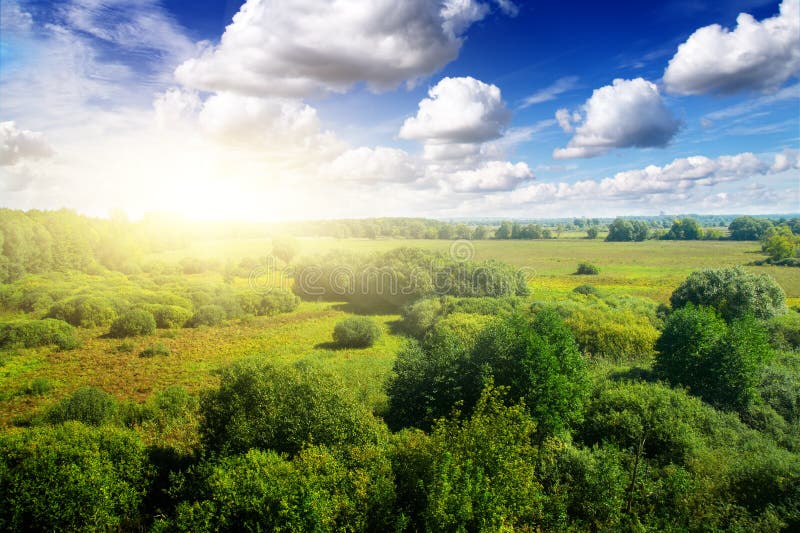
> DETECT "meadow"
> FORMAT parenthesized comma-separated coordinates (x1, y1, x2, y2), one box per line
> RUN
(2, 235, 795, 429)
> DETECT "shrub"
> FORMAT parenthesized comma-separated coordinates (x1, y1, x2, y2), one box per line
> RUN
(655, 305, 772, 411)
(108, 308, 156, 338)
(0, 422, 151, 531)
(115, 341, 135, 353)
(765, 310, 800, 350)
(47, 387, 118, 426)
(238, 290, 299, 316)
(187, 304, 226, 327)
(573, 284, 600, 296)
(333, 317, 382, 348)
(762, 226, 799, 261)
(670, 266, 786, 321)
(200, 360, 385, 456)
(151, 305, 191, 329)
(25, 377, 54, 396)
(0, 319, 79, 350)
(575, 262, 600, 275)
(139, 342, 170, 358)
(758, 353, 800, 425)
(47, 295, 117, 328)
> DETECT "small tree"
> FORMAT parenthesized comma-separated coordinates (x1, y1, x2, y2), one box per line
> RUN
(761, 226, 798, 261)
(586, 227, 599, 239)
(332, 317, 382, 348)
(654, 305, 771, 411)
(272, 236, 299, 264)
(575, 262, 600, 275)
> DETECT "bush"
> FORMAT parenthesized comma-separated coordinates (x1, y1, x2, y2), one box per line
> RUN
(200, 360, 386, 456)
(187, 304, 226, 327)
(139, 342, 170, 358)
(759, 353, 800, 425)
(655, 305, 772, 411)
(47, 295, 117, 328)
(575, 262, 600, 275)
(25, 377, 54, 396)
(151, 305, 191, 329)
(115, 341, 135, 353)
(237, 290, 299, 316)
(573, 284, 600, 296)
(0, 422, 151, 531)
(670, 266, 786, 321)
(108, 308, 156, 338)
(47, 387, 118, 426)
(333, 317, 382, 348)
(0, 319, 79, 350)
(765, 310, 800, 350)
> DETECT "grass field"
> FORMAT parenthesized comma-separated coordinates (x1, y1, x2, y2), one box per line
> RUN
(2, 237, 796, 429)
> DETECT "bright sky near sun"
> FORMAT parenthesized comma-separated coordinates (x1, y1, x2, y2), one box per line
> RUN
(0, 0, 798, 220)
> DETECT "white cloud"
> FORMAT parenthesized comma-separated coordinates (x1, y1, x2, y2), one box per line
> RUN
(0, 122, 54, 166)
(664, 0, 800, 95)
(447, 161, 533, 192)
(555, 108, 581, 133)
(0, 0, 33, 33)
(553, 78, 680, 159)
(175, 0, 508, 98)
(399, 76, 511, 145)
(520, 76, 578, 108)
(326, 147, 421, 183)
(770, 149, 800, 173)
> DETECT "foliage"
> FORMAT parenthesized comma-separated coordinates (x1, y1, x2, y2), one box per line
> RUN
(729, 215, 773, 240)
(237, 289, 299, 316)
(655, 305, 772, 410)
(47, 386, 119, 426)
(762, 225, 799, 261)
(399, 295, 520, 338)
(606, 218, 649, 242)
(139, 342, 171, 358)
(662, 217, 703, 240)
(47, 295, 117, 327)
(573, 284, 600, 296)
(586, 227, 599, 239)
(169, 444, 396, 532)
(25, 377, 54, 396)
(150, 305, 192, 329)
(670, 266, 787, 320)
(0, 318, 79, 350)
(200, 360, 385, 456)
(332, 316, 381, 348)
(0, 422, 151, 531)
(187, 304, 226, 327)
(271, 236, 299, 264)
(765, 310, 800, 350)
(109, 308, 157, 338)
(575, 262, 599, 275)
(759, 352, 800, 426)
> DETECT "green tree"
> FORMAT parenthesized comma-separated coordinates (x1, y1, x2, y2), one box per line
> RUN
(663, 217, 703, 240)
(586, 227, 599, 239)
(200, 360, 385, 456)
(332, 316, 382, 348)
(655, 305, 772, 410)
(108, 308, 156, 338)
(669, 266, 786, 321)
(761, 225, 799, 261)
(729, 216, 773, 240)
(271, 236, 299, 264)
(495, 221, 513, 239)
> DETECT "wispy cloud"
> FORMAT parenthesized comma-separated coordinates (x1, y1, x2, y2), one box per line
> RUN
(519, 76, 578, 108)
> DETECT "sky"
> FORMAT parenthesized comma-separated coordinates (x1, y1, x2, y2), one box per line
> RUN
(0, 0, 798, 221)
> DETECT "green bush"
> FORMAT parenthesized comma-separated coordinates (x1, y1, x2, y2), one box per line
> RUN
(0, 319, 79, 350)
(0, 422, 151, 531)
(108, 308, 156, 338)
(200, 360, 386, 456)
(187, 304, 226, 327)
(47, 295, 117, 328)
(170, 444, 396, 532)
(151, 305, 191, 329)
(139, 342, 170, 358)
(655, 305, 772, 411)
(575, 262, 600, 275)
(759, 353, 800, 425)
(115, 341, 135, 353)
(765, 310, 800, 350)
(670, 266, 786, 321)
(333, 316, 382, 348)
(47, 387, 118, 426)
(573, 284, 600, 296)
(238, 290, 300, 316)
(25, 377, 54, 396)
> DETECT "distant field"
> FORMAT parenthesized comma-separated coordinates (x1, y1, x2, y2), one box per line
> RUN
(149, 237, 799, 304)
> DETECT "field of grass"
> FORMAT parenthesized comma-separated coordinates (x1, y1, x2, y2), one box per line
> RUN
(2, 237, 796, 428)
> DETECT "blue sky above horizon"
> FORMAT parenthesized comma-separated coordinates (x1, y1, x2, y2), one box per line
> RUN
(0, 0, 798, 220)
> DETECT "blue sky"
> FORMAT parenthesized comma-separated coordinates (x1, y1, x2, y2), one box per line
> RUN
(0, 0, 798, 220)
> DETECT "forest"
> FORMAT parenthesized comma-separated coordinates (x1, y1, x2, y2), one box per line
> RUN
(0, 208, 799, 531)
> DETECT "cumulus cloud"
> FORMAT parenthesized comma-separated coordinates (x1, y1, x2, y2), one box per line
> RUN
(663, 0, 800, 95)
(0, 122, 54, 166)
(770, 149, 800, 173)
(176, 0, 510, 98)
(326, 147, 421, 183)
(553, 78, 680, 159)
(447, 161, 533, 192)
(520, 76, 578, 108)
(0, 0, 33, 33)
(399, 76, 511, 144)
